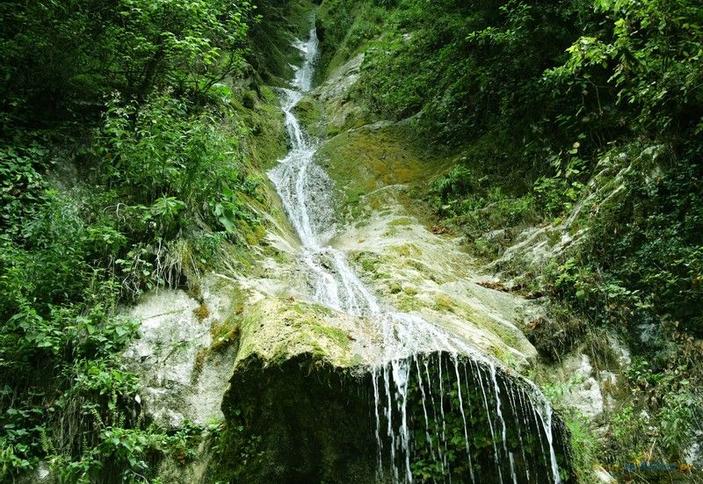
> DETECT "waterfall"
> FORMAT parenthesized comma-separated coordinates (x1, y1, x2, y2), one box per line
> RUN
(268, 26, 564, 483)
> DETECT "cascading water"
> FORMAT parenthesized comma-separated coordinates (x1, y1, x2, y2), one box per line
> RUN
(269, 25, 566, 483)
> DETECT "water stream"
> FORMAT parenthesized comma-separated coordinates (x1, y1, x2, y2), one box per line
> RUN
(268, 26, 564, 483)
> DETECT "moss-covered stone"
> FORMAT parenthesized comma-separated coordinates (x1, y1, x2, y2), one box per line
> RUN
(233, 294, 375, 370)
(210, 351, 572, 483)
(332, 205, 539, 370)
(313, 123, 453, 224)
(292, 95, 326, 138)
(211, 354, 379, 484)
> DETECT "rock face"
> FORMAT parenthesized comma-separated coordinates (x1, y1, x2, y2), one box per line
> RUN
(336, 204, 538, 368)
(216, 355, 378, 483)
(123, 22, 572, 483)
(316, 53, 368, 135)
(560, 355, 606, 419)
(213, 352, 571, 484)
(123, 276, 237, 428)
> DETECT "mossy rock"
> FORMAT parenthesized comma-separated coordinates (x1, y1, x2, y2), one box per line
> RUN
(211, 353, 378, 483)
(292, 95, 326, 138)
(234, 297, 367, 369)
(208, 352, 572, 483)
(314, 124, 453, 223)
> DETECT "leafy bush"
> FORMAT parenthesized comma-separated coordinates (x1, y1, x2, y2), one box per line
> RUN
(0, 145, 49, 235)
(317, 0, 386, 76)
(0, 88, 265, 480)
(96, 93, 260, 240)
(0, 0, 291, 479)
(606, 350, 703, 467)
(0, 0, 255, 123)
(57, 423, 210, 483)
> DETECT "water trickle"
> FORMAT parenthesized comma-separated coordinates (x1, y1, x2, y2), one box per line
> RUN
(414, 357, 436, 465)
(475, 360, 504, 483)
(453, 357, 474, 483)
(423, 356, 446, 478)
(490, 364, 510, 468)
(270, 26, 566, 483)
(372, 368, 384, 479)
(507, 383, 529, 482)
(437, 355, 450, 479)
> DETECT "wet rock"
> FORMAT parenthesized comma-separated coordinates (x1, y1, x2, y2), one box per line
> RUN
(593, 465, 617, 483)
(561, 354, 605, 419)
(123, 276, 236, 428)
(335, 206, 539, 369)
(17, 461, 54, 484)
(685, 431, 703, 468)
(313, 53, 368, 134)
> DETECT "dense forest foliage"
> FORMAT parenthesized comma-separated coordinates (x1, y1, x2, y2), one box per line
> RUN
(0, 0, 305, 480)
(316, 0, 702, 478)
(1, 0, 702, 481)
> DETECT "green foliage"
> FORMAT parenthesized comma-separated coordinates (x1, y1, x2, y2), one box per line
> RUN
(0, 144, 49, 235)
(0, 0, 300, 480)
(0, 304, 141, 480)
(540, 143, 703, 337)
(551, 0, 703, 138)
(564, 413, 600, 482)
(0, 0, 255, 125)
(0, 99, 262, 481)
(53, 421, 211, 483)
(353, 0, 592, 144)
(606, 348, 703, 469)
(0, 168, 232, 477)
(95, 93, 260, 240)
(317, 0, 387, 77)
(429, 150, 538, 259)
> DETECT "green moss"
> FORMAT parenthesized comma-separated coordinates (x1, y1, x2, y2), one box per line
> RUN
(243, 223, 267, 246)
(211, 354, 377, 483)
(236, 85, 288, 170)
(433, 294, 456, 313)
(395, 293, 420, 312)
(292, 95, 325, 138)
(350, 252, 384, 279)
(308, 323, 352, 351)
(389, 216, 413, 226)
(234, 297, 360, 369)
(315, 124, 453, 224)
(210, 318, 241, 353)
(564, 412, 600, 482)
(193, 303, 210, 322)
(316, 0, 386, 80)
(392, 243, 421, 257)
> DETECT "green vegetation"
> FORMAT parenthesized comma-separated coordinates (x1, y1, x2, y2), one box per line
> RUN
(2, 0, 702, 480)
(214, 354, 378, 484)
(0, 0, 308, 480)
